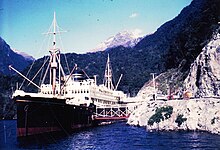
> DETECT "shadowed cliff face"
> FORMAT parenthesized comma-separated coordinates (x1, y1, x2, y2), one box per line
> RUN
(135, 0, 220, 75)
(133, 0, 220, 94)
(0, 37, 34, 75)
(0, 37, 33, 119)
(184, 29, 220, 97)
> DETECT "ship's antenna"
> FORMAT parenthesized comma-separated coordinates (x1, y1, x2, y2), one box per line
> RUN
(104, 54, 114, 90)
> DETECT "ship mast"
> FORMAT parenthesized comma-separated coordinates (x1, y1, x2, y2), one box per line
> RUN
(104, 54, 114, 90)
(49, 12, 60, 95)
(41, 12, 67, 95)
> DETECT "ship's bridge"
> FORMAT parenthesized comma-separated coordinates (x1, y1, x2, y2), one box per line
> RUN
(71, 69, 85, 81)
(40, 83, 62, 95)
(64, 68, 96, 106)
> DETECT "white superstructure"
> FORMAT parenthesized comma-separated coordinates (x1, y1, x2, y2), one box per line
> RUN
(40, 56, 126, 107)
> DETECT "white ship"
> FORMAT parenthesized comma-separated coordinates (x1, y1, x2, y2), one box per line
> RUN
(10, 13, 127, 136)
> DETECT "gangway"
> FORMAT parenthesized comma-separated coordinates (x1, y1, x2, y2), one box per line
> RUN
(93, 103, 141, 121)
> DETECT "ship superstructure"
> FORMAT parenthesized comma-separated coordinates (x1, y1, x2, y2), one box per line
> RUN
(60, 54, 126, 108)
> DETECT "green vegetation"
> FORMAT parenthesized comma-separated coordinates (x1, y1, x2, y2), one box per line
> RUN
(175, 114, 187, 127)
(211, 117, 219, 125)
(0, 74, 16, 119)
(211, 118, 215, 124)
(148, 106, 173, 126)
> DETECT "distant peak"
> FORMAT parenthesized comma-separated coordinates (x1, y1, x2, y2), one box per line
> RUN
(90, 30, 144, 52)
(12, 48, 35, 61)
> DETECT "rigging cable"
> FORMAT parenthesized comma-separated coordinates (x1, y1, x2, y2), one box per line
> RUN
(19, 20, 53, 90)
(19, 60, 35, 90)
(82, 69, 90, 79)
(27, 56, 50, 87)
(41, 57, 51, 85)
(57, 24, 70, 74)
(39, 56, 48, 85)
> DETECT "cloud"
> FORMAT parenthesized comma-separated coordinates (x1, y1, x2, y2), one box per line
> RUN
(129, 13, 138, 18)
(131, 28, 143, 38)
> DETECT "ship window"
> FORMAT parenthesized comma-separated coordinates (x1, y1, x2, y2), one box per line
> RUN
(85, 97, 89, 100)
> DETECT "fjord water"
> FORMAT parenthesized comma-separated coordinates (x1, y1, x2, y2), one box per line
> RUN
(1, 120, 220, 150)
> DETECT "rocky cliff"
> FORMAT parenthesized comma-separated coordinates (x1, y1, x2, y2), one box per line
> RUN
(184, 28, 220, 97)
(128, 98, 220, 135)
(127, 28, 220, 135)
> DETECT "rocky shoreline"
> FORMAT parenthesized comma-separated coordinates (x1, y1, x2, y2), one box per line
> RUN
(127, 98, 220, 135)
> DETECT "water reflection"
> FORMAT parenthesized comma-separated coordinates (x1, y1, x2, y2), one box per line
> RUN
(1, 120, 220, 150)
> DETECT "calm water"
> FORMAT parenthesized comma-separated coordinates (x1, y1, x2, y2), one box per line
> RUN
(1, 120, 220, 150)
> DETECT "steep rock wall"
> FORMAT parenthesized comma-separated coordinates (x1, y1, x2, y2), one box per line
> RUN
(184, 29, 220, 97)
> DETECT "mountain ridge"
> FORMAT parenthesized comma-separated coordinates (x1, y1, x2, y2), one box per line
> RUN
(0, 37, 34, 75)
(12, 48, 35, 62)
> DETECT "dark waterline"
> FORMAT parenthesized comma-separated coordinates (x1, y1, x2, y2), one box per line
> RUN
(1, 120, 220, 150)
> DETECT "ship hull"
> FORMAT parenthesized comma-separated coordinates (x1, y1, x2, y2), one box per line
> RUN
(14, 95, 95, 137)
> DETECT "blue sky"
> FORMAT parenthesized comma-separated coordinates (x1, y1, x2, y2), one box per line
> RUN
(0, 0, 192, 58)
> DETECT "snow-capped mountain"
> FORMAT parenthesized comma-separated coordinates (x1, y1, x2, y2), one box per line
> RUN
(12, 48, 35, 61)
(90, 31, 143, 52)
